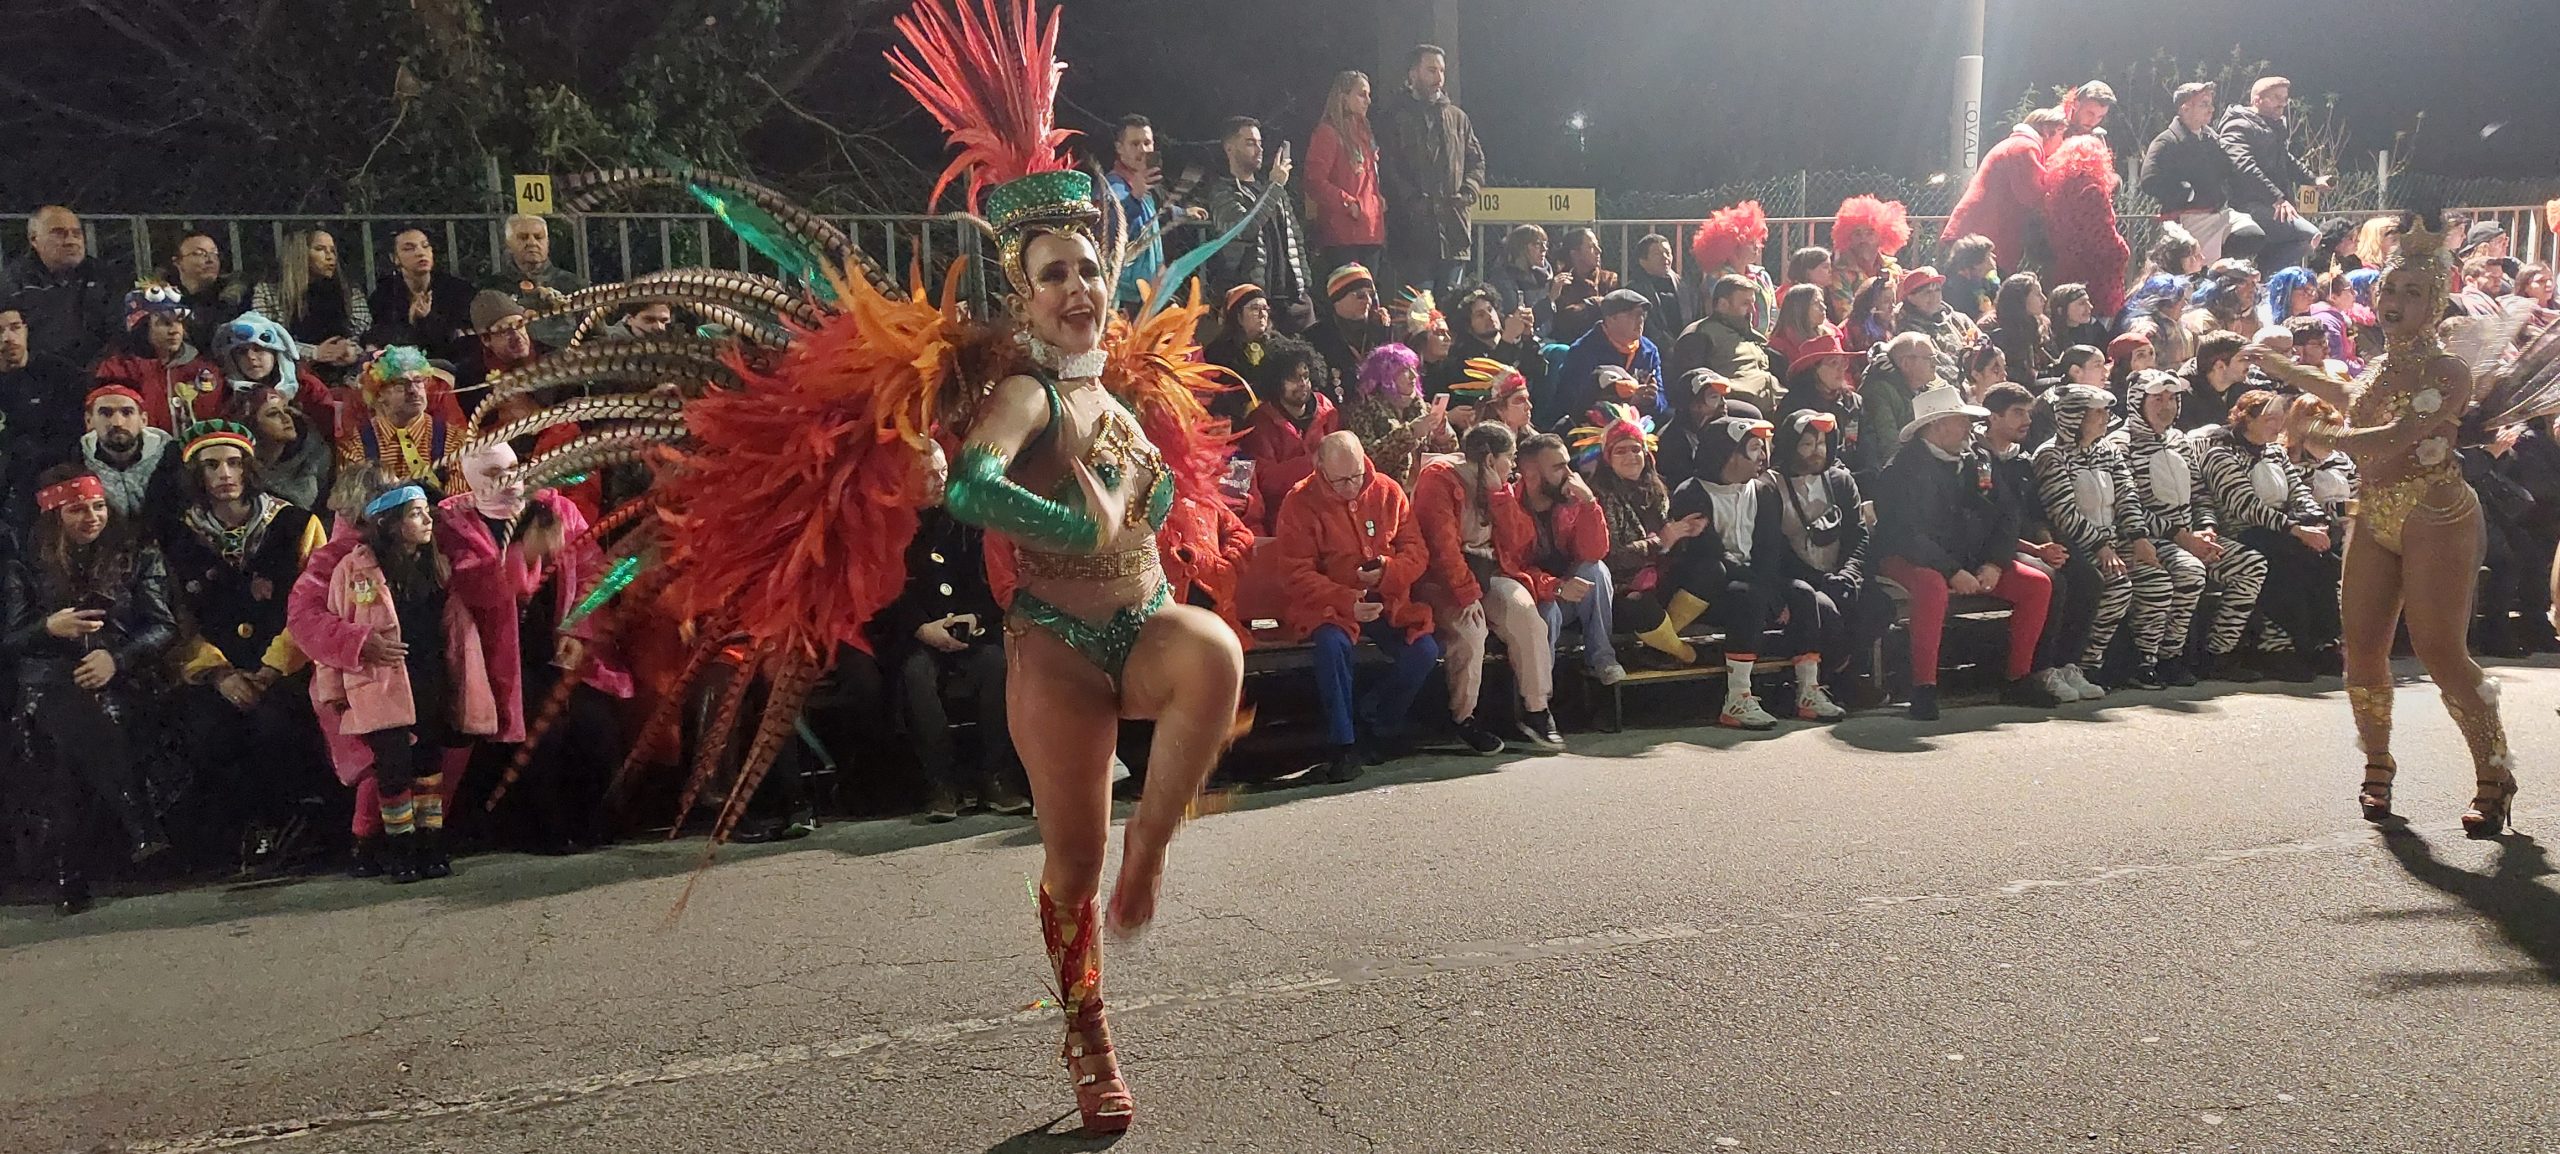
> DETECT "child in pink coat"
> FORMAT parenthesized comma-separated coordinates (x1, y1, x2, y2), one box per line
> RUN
(308, 481, 498, 881)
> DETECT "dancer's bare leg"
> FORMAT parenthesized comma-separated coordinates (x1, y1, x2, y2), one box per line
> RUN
(1110, 603, 1245, 935)
(1008, 627, 1121, 904)
(2395, 509, 2514, 797)
(2339, 524, 2406, 793)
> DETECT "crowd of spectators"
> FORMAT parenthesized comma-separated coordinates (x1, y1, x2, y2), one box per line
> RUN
(6, 46, 2558, 915)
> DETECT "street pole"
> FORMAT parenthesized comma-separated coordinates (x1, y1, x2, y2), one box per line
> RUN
(1953, 0, 1986, 173)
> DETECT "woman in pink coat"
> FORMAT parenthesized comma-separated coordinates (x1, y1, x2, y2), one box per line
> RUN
(1304, 70, 1387, 279)
(308, 480, 498, 881)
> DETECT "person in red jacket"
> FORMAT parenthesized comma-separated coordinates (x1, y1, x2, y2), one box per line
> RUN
(1273, 430, 1438, 782)
(1521, 426, 1620, 686)
(1304, 70, 1387, 278)
(1943, 110, 2062, 277)
(92, 285, 227, 432)
(1235, 336, 1338, 532)
(1413, 422, 1563, 755)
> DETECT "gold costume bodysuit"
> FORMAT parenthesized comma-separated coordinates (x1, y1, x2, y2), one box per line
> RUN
(2343, 365, 2475, 553)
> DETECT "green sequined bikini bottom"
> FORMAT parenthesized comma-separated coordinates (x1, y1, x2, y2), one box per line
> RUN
(1011, 583, 1173, 684)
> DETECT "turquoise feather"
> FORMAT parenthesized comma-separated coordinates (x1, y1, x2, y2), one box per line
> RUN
(1135, 178, 1285, 324)
(565, 554, 647, 628)
(688, 183, 838, 304)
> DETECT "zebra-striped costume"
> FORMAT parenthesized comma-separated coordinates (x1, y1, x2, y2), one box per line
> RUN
(2110, 415, 2264, 659)
(2200, 426, 2325, 652)
(2033, 387, 2151, 667)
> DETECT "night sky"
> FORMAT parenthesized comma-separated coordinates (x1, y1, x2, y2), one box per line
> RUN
(1032, 0, 2554, 189)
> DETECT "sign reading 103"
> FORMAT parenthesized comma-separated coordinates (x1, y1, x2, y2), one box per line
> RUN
(1472, 187, 1597, 223)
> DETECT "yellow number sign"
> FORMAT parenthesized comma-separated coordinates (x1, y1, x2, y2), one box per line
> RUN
(1473, 186, 1597, 223)
(513, 174, 555, 217)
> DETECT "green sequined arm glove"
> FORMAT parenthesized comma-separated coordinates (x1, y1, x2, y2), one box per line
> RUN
(947, 442, 1103, 553)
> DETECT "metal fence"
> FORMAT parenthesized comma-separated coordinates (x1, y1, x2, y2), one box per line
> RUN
(60, 212, 993, 302)
(39, 200, 2557, 314)
(1474, 204, 2554, 286)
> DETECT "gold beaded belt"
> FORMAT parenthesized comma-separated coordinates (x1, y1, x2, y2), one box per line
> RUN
(1017, 539, 1161, 582)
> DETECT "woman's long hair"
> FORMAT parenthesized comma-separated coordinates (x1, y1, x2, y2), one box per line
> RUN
(1773, 283, 1826, 343)
(356, 478, 450, 598)
(1459, 420, 1515, 517)
(29, 464, 136, 604)
(1588, 429, 1668, 514)
(1846, 275, 1895, 348)
(1320, 71, 1375, 163)
(274, 229, 346, 327)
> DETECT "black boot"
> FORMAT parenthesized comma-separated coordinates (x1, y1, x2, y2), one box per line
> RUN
(1907, 685, 1940, 722)
(418, 828, 452, 879)
(348, 834, 387, 878)
(2157, 657, 2199, 687)
(107, 790, 172, 863)
(386, 833, 424, 884)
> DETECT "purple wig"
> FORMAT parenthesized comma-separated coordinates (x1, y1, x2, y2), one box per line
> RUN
(1355, 343, 1421, 401)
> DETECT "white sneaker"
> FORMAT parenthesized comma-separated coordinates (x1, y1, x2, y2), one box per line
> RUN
(1594, 662, 1628, 686)
(1719, 694, 1779, 730)
(1796, 683, 1847, 721)
(2063, 664, 2104, 700)
(2037, 668, 2081, 702)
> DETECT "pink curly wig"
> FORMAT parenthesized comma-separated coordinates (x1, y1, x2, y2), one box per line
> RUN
(1689, 200, 1769, 273)
(1832, 195, 1912, 257)
(1355, 343, 1421, 401)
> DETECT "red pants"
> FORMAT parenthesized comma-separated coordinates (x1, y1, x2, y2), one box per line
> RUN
(1883, 557, 2052, 686)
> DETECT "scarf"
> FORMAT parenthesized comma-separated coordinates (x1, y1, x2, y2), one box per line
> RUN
(183, 493, 287, 568)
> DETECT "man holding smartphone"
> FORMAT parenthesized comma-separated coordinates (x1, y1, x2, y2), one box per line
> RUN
(869, 507, 1029, 821)
(1205, 117, 1312, 330)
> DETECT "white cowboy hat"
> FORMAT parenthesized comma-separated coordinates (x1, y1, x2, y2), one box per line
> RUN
(1899, 385, 1991, 442)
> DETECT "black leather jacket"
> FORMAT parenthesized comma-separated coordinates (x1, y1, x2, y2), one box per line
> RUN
(4, 541, 176, 691)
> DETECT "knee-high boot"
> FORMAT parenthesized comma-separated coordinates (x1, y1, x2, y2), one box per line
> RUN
(1038, 884, 1134, 1134)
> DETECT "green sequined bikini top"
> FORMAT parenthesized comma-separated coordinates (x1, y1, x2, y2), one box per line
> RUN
(1029, 370, 1176, 536)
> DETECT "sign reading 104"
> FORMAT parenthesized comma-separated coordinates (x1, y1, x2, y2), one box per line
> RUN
(1472, 187, 1597, 223)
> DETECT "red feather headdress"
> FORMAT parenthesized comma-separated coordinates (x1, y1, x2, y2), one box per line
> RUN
(885, 0, 1077, 213)
(1831, 195, 1912, 257)
(1690, 200, 1769, 273)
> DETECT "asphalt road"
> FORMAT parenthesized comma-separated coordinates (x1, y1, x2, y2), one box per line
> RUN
(8, 660, 2560, 1154)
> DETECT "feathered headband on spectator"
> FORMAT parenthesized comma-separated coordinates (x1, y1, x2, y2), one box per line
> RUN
(1569, 402, 1656, 470)
(1396, 287, 1444, 336)
(1831, 195, 1912, 258)
(1447, 356, 1526, 406)
(1690, 201, 1768, 273)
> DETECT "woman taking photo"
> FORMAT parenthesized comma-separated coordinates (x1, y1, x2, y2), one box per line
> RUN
(4, 465, 176, 914)
(1303, 70, 1385, 280)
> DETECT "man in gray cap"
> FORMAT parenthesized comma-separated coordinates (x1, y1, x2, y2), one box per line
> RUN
(1540, 287, 1662, 429)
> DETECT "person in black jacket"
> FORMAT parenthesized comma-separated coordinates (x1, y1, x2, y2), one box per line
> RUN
(1772, 408, 1892, 709)
(1981, 384, 2100, 703)
(1657, 368, 1763, 490)
(366, 228, 479, 364)
(5, 464, 176, 914)
(1874, 388, 2060, 719)
(163, 423, 333, 867)
(869, 508, 1027, 821)
(1638, 416, 1836, 729)
(2138, 83, 2268, 264)
(2215, 77, 2329, 274)
(4, 208, 127, 366)
(1, 303, 92, 529)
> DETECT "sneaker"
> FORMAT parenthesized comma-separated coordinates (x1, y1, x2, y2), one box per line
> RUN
(983, 785, 1034, 816)
(2036, 668, 2082, 702)
(2211, 652, 2265, 683)
(1718, 694, 1779, 730)
(1593, 663, 1628, 686)
(1454, 716, 1507, 755)
(2001, 675, 2064, 708)
(2061, 664, 2104, 700)
(923, 787, 961, 823)
(1322, 747, 1366, 784)
(2157, 657, 2199, 687)
(2128, 663, 2167, 691)
(1514, 709, 1566, 751)
(1907, 685, 1941, 722)
(1796, 683, 1847, 721)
